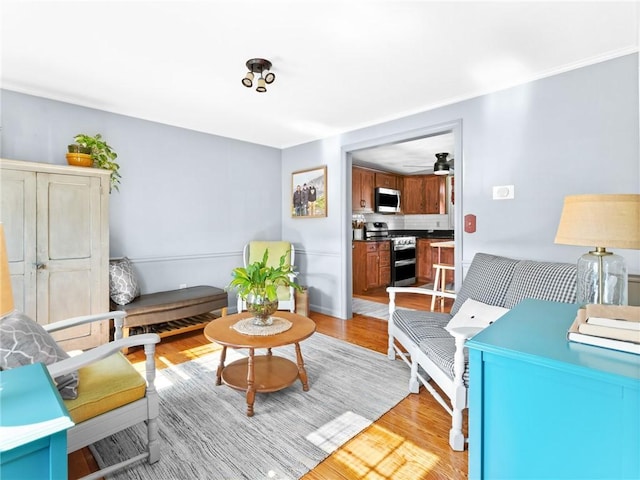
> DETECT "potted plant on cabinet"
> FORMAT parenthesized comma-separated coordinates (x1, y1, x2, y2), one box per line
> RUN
(227, 249, 302, 326)
(66, 142, 93, 168)
(69, 133, 121, 192)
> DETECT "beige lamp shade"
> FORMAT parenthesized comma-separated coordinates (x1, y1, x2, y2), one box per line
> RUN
(0, 223, 15, 316)
(555, 194, 640, 249)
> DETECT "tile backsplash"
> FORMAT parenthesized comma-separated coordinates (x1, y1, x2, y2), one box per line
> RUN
(354, 213, 452, 230)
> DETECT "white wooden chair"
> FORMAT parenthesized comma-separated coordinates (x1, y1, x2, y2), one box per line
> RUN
(45, 312, 160, 479)
(236, 241, 296, 313)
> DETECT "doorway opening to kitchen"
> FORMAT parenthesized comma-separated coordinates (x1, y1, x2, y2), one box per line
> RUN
(343, 120, 462, 319)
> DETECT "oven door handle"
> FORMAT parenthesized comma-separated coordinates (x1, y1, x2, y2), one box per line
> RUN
(394, 245, 416, 251)
(394, 259, 416, 267)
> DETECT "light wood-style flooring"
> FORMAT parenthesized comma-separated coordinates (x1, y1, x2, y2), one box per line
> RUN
(69, 287, 466, 480)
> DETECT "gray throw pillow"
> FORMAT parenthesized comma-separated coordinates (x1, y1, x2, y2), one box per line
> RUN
(109, 257, 140, 305)
(0, 311, 79, 399)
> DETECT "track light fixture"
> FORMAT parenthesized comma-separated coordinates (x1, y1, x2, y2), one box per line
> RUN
(433, 152, 452, 175)
(242, 58, 275, 93)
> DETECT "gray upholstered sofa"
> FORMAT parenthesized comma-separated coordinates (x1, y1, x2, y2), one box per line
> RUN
(387, 252, 577, 451)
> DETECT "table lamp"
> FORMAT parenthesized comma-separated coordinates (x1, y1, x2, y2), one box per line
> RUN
(555, 194, 640, 305)
(0, 223, 15, 316)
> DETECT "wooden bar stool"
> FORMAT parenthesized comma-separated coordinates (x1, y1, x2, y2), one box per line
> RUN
(431, 263, 455, 311)
(430, 241, 455, 311)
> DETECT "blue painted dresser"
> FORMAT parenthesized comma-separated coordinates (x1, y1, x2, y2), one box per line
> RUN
(0, 362, 74, 480)
(467, 299, 640, 479)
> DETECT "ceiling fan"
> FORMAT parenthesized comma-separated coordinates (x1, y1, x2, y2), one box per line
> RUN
(403, 152, 454, 175)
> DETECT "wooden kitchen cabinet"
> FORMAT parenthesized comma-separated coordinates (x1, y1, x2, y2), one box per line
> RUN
(425, 175, 446, 214)
(416, 239, 434, 283)
(0, 159, 110, 350)
(366, 246, 379, 289)
(402, 176, 424, 214)
(417, 238, 454, 284)
(378, 241, 391, 288)
(352, 167, 375, 212)
(374, 172, 399, 190)
(353, 241, 390, 294)
(402, 174, 446, 214)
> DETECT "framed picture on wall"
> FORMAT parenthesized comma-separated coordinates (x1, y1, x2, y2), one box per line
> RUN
(291, 166, 327, 218)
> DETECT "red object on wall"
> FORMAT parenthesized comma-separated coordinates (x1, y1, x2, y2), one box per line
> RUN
(465, 214, 476, 233)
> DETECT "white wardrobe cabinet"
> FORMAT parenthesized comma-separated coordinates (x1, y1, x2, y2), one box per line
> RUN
(1, 159, 110, 350)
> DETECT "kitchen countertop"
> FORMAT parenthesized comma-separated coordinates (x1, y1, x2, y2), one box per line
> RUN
(353, 230, 454, 242)
(389, 229, 454, 239)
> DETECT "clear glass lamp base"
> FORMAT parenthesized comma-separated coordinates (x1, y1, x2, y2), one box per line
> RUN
(577, 251, 628, 305)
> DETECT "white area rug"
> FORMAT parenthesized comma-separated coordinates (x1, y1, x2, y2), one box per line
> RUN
(91, 333, 410, 480)
(352, 297, 416, 321)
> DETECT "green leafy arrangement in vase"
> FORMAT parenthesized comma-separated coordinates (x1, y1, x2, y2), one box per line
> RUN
(227, 249, 302, 303)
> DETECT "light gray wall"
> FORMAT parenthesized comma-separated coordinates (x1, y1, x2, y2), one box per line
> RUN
(2, 55, 638, 319)
(0, 91, 282, 297)
(283, 54, 639, 318)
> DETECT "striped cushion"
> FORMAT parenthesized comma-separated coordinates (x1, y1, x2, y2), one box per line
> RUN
(418, 336, 469, 387)
(392, 309, 451, 345)
(450, 253, 520, 315)
(503, 260, 577, 308)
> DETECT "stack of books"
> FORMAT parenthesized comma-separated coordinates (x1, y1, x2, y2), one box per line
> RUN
(568, 304, 640, 355)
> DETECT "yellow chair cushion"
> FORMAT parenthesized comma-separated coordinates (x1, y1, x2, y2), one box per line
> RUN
(248, 241, 291, 267)
(248, 241, 292, 302)
(64, 352, 146, 424)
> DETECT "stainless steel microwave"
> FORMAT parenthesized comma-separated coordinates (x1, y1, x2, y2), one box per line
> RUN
(375, 187, 401, 213)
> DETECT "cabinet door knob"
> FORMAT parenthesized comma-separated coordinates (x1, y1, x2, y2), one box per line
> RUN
(36, 263, 47, 270)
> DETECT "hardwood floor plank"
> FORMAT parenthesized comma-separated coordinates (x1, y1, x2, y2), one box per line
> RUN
(69, 291, 467, 479)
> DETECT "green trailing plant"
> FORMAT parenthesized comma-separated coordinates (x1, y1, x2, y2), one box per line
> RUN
(227, 248, 302, 302)
(73, 133, 121, 191)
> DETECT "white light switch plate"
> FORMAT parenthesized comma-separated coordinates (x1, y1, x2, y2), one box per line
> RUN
(493, 185, 514, 200)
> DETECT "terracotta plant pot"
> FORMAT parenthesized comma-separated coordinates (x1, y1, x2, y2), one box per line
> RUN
(66, 152, 93, 167)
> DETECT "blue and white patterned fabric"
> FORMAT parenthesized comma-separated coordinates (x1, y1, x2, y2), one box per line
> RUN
(503, 260, 577, 308)
(450, 253, 520, 315)
(393, 253, 578, 391)
(418, 336, 469, 387)
(392, 309, 451, 345)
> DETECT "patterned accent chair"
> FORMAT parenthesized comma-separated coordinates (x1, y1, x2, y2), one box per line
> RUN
(387, 252, 577, 450)
(236, 241, 297, 313)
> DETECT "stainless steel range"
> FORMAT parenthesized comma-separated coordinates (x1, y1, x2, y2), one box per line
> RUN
(365, 222, 416, 287)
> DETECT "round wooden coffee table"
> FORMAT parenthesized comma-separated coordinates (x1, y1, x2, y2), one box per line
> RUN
(203, 311, 316, 416)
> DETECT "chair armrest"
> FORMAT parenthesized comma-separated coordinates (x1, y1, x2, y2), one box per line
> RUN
(43, 311, 127, 333)
(47, 333, 160, 378)
(387, 286, 457, 319)
(447, 326, 483, 340)
(386, 286, 457, 299)
(448, 326, 483, 403)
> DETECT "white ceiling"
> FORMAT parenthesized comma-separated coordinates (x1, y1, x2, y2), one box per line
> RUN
(2, 1, 638, 153)
(351, 132, 455, 175)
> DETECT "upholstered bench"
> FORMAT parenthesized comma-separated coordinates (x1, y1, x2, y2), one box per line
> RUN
(111, 285, 228, 345)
